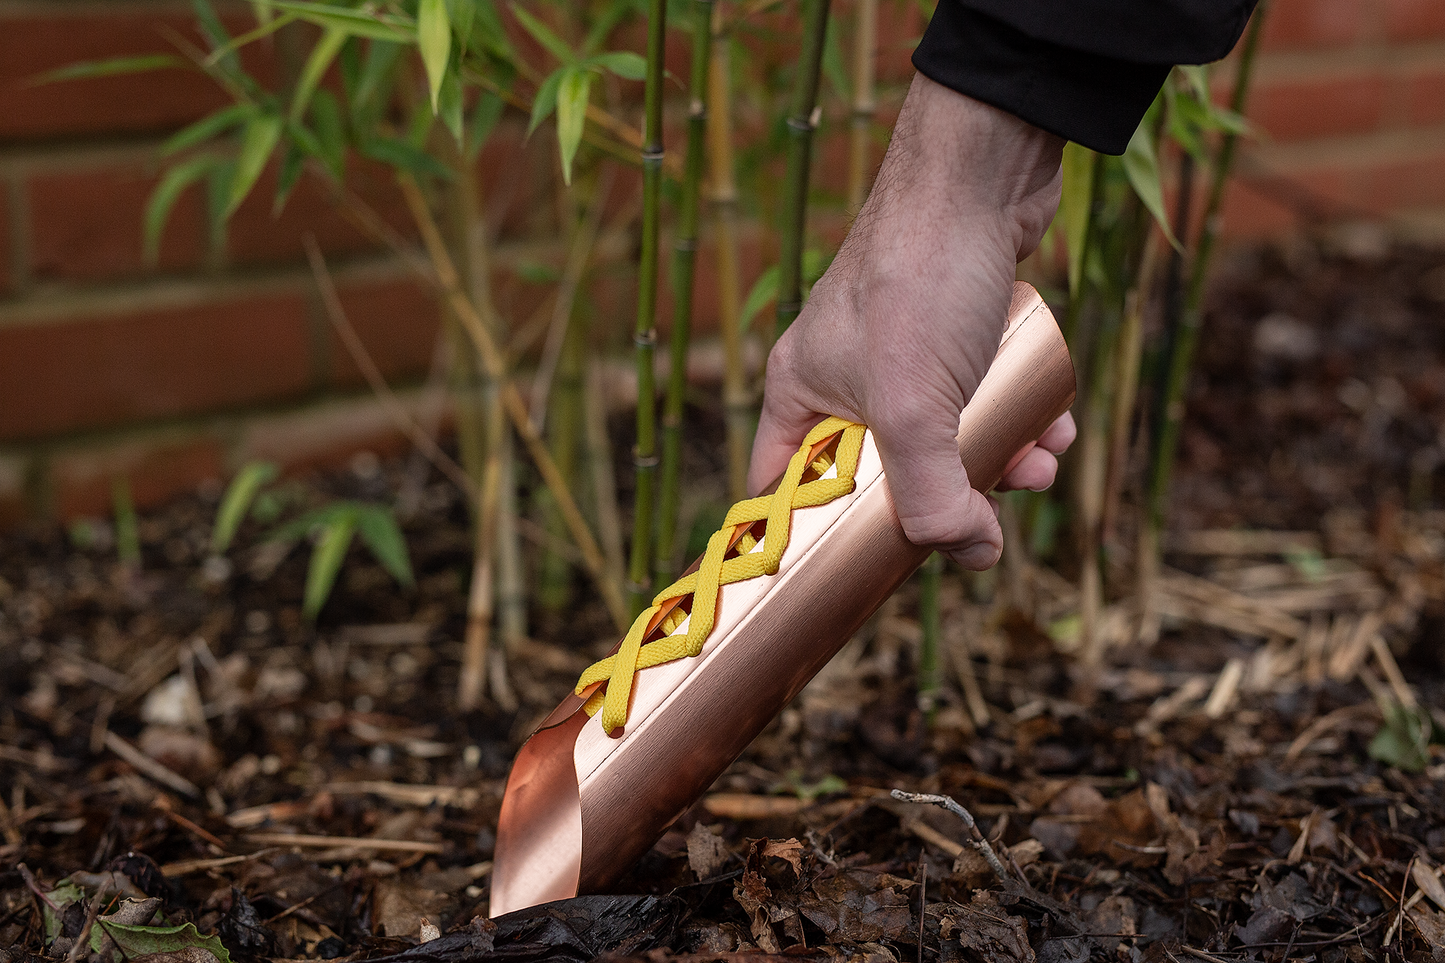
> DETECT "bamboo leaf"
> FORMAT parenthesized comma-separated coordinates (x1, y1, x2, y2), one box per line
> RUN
(212, 461, 279, 553)
(470, 0, 515, 60)
(262, 0, 415, 39)
(162, 103, 253, 156)
(739, 265, 779, 333)
(226, 112, 283, 217)
(355, 506, 415, 587)
(465, 89, 504, 159)
(289, 25, 348, 122)
(359, 135, 452, 179)
(273, 139, 307, 214)
(527, 68, 564, 136)
(311, 88, 346, 180)
(418, 0, 452, 110)
(303, 511, 357, 621)
(30, 54, 188, 85)
(1059, 141, 1095, 298)
(144, 156, 221, 265)
(590, 50, 646, 81)
(511, 5, 577, 64)
(556, 66, 591, 184)
(352, 40, 404, 119)
(193, 0, 240, 73)
(1121, 123, 1181, 251)
(439, 61, 465, 145)
(582, 0, 642, 55)
(449, 0, 477, 52)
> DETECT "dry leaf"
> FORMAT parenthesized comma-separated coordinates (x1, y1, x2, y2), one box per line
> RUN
(686, 823, 729, 881)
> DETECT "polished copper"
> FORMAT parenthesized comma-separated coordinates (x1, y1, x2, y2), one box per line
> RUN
(490, 281, 1076, 916)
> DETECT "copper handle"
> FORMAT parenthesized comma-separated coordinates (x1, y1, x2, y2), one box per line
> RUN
(489, 282, 1076, 916)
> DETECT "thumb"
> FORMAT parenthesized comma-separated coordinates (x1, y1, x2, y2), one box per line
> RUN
(748, 384, 834, 497)
(871, 401, 1003, 571)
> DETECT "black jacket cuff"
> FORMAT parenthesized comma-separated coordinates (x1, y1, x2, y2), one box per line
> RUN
(912, 0, 1172, 155)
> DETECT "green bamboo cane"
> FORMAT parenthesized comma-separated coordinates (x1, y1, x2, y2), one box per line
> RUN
(627, 0, 671, 617)
(774, 0, 832, 338)
(709, 2, 750, 502)
(1144, 4, 1267, 537)
(656, 0, 717, 585)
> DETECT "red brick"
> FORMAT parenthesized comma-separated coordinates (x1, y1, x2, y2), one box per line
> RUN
(225, 159, 410, 268)
(1259, 0, 1374, 50)
(1383, 0, 1445, 40)
(1354, 150, 1445, 211)
(0, 5, 275, 142)
(1402, 66, 1445, 127)
(237, 394, 431, 476)
(28, 160, 206, 283)
(0, 291, 313, 441)
(475, 120, 558, 243)
(1218, 176, 1303, 238)
(1248, 71, 1387, 141)
(0, 187, 12, 297)
(52, 433, 224, 520)
(328, 275, 442, 388)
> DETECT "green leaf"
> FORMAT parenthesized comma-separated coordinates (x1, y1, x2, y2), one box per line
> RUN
(162, 103, 254, 157)
(356, 506, 415, 588)
(465, 89, 505, 159)
(262, 0, 414, 40)
(273, 139, 306, 214)
(289, 25, 348, 122)
(449, 0, 477, 53)
(226, 112, 283, 218)
(418, 0, 452, 110)
(360, 135, 452, 179)
(92, 918, 232, 963)
(590, 50, 646, 81)
(113, 479, 141, 567)
(581, 0, 642, 55)
(145, 156, 222, 265)
(1059, 141, 1096, 298)
(352, 39, 404, 121)
(304, 511, 357, 621)
(212, 461, 279, 553)
(1121, 121, 1180, 251)
(511, 5, 577, 64)
(311, 88, 346, 180)
(193, 0, 240, 74)
(438, 61, 465, 146)
(1368, 701, 1435, 772)
(739, 265, 779, 333)
(31, 54, 188, 85)
(527, 68, 564, 136)
(555, 66, 591, 185)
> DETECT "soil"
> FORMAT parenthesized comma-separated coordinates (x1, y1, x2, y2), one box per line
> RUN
(2, 236, 1444, 963)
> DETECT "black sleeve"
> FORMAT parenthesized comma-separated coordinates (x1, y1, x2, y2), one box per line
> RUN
(912, 0, 1258, 155)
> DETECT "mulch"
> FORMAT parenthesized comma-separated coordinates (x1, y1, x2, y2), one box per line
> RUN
(2, 235, 1443, 962)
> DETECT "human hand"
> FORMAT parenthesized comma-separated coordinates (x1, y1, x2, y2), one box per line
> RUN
(748, 73, 1076, 570)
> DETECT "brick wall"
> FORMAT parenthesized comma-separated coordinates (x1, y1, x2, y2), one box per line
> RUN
(1, 0, 1442, 526)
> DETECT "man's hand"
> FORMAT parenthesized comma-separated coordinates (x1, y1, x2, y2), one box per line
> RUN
(748, 73, 1076, 570)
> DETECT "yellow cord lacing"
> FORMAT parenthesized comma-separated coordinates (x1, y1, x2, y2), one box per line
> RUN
(574, 417, 868, 734)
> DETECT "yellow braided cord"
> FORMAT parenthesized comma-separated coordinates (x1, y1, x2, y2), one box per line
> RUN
(575, 417, 867, 734)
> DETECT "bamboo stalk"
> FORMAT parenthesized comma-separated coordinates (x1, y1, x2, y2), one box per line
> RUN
(627, 0, 671, 617)
(1144, 3, 1267, 544)
(398, 174, 628, 631)
(708, 0, 750, 502)
(656, 0, 716, 585)
(846, 0, 877, 212)
(1102, 230, 1161, 548)
(774, 0, 832, 338)
(917, 552, 943, 718)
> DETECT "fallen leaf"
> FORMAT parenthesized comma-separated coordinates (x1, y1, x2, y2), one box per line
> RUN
(686, 823, 729, 880)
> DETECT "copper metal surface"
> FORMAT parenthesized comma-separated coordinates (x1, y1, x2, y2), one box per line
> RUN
(490, 282, 1076, 917)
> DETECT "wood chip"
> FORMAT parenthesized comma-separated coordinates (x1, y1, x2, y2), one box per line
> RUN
(1204, 658, 1245, 718)
(1166, 529, 1322, 556)
(1156, 570, 1306, 640)
(1327, 611, 1382, 681)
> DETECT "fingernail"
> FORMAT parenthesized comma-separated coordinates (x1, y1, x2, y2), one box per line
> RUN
(952, 542, 1001, 571)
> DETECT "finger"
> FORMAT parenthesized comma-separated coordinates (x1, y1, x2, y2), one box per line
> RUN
(872, 405, 1004, 570)
(996, 445, 1059, 492)
(748, 392, 827, 496)
(1036, 411, 1076, 455)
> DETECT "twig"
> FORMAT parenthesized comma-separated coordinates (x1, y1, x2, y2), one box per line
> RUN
(303, 235, 475, 502)
(161, 851, 276, 877)
(243, 833, 445, 853)
(104, 732, 200, 798)
(890, 790, 1013, 884)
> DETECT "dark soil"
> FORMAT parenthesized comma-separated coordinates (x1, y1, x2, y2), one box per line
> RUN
(2, 237, 1443, 963)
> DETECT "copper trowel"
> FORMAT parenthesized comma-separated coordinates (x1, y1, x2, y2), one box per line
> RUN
(490, 281, 1076, 916)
